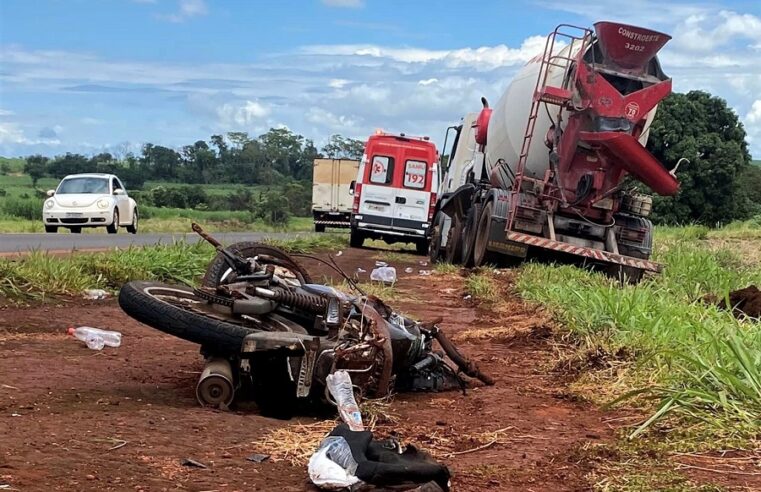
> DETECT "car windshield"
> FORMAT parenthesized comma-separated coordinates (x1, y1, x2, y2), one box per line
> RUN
(57, 177, 109, 194)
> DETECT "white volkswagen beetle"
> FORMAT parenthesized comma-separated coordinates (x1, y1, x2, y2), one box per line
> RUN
(43, 173, 138, 234)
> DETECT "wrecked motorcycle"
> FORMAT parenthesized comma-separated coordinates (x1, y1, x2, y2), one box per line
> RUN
(118, 224, 493, 416)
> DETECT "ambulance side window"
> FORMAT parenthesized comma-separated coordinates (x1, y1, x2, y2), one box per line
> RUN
(369, 155, 394, 185)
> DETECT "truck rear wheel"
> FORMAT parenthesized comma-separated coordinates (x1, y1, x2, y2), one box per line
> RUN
(314, 223, 326, 233)
(444, 215, 463, 265)
(461, 204, 482, 267)
(428, 212, 445, 263)
(473, 201, 494, 267)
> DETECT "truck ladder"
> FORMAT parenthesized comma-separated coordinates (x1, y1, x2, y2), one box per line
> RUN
(507, 24, 593, 231)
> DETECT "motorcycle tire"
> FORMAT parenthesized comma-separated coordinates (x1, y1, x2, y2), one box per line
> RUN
(201, 242, 313, 288)
(119, 280, 257, 354)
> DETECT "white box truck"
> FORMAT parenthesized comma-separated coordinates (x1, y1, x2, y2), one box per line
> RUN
(312, 158, 359, 232)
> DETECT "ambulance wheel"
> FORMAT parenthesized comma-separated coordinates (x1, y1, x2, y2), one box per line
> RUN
(350, 228, 365, 248)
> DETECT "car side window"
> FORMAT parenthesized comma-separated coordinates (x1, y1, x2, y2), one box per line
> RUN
(116, 178, 126, 193)
(111, 178, 120, 193)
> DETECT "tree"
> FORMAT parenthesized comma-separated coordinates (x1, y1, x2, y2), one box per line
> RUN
(322, 134, 364, 160)
(24, 155, 48, 188)
(646, 91, 753, 225)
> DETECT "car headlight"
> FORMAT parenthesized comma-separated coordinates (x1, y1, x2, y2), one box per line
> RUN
(97, 198, 110, 209)
(45, 199, 54, 209)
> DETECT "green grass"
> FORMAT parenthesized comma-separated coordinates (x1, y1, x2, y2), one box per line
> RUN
(264, 233, 347, 253)
(0, 242, 215, 300)
(0, 234, 347, 301)
(465, 271, 498, 303)
(434, 262, 459, 275)
(515, 232, 761, 443)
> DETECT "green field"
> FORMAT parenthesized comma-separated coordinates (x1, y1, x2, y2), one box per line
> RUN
(0, 173, 313, 233)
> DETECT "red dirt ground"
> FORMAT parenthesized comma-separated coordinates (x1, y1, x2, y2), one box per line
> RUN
(0, 248, 614, 491)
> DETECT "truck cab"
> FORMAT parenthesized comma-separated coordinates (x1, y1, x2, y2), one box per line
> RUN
(349, 132, 439, 254)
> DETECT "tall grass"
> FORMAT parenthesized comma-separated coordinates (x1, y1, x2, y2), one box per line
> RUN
(0, 242, 215, 300)
(0, 235, 345, 301)
(515, 235, 761, 440)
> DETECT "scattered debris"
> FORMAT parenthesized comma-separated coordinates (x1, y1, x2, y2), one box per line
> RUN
(1, 384, 19, 391)
(717, 285, 761, 319)
(375, 261, 388, 267)
(356, 267, 367, 274)
(245, 453, 270, 463)
(405, 267, 414, 274)
(419, 260, 428, 267)
(83, 289, 109, 300)
(308, 424, 450, 491)
(335, 251, 343, 257)
(180, 458, 207, 469)
(419, 270, 432, 276)
(370, 266, 397, 284)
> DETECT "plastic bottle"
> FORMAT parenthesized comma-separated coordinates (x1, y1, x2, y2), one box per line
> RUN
(326, 370, 364, 431)
(67, 326, 122, 349)
(83, 289, 108, 300)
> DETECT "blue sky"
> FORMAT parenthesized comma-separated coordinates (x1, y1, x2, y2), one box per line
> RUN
(1, 0, 760, 158)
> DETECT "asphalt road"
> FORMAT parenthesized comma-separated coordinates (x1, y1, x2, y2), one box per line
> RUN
(0, 232, 297, 254)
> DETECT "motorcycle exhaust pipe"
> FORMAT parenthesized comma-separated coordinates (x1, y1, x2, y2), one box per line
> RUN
(196, 357, 235, 408)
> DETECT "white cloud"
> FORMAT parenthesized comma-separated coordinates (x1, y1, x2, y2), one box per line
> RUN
(0, 121, 60, 146)
(216, 100, 270, 127)
(747, 100, 761, 125)
(418, 78, 438, 86)
(328, 78, 350, 89)
(159, 0, 208, 23)
(322, 0, 364, 8)
(300, 36, 546, 69)
(0, 109, 15, 117)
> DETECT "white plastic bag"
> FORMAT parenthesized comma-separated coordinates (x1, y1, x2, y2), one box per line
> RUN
(308, 436, 361, 490)
(370, 266, 396, 284)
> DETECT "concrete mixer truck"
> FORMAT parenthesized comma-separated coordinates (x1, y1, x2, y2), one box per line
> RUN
(428, 22, 680, 281)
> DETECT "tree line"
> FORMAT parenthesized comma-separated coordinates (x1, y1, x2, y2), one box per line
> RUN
(22, 130, 365, 191)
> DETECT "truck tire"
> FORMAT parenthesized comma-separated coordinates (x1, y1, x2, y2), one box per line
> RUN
(415, 239, 428, 256)
(118, 281, 256, 354)
(428, 212, 445, 263)
(314, 223, 326, 233)
(461, 203, 482, 267)
(202, 241, 312, 287)
(473, 201, 495, 267)
(350, 228, 365, 248)
(444, 215, 464, 265)
(45, 225, 58, 233)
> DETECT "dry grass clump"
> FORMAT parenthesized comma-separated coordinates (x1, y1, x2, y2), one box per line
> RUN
(251, 420, 336, 466)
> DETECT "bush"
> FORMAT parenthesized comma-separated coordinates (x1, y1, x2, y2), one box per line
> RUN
(2, 196, 41, 220)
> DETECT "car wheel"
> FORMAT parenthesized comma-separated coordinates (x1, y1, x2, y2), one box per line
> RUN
(126, 209, 138, 234)
(70, 226, 82, 234)
(44, 225, 58, 233)
(107, 210, 119, 234)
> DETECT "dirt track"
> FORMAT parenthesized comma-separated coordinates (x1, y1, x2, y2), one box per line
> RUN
(0, 248, 612, 491)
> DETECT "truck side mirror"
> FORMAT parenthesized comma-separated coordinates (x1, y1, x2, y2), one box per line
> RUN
(349, 180, 356, 195)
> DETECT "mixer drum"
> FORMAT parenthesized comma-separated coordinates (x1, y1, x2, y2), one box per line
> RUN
(484, 25, 668, 183)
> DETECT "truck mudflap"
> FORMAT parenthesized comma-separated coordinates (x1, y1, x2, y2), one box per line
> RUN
(501, 231, 663, 273)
